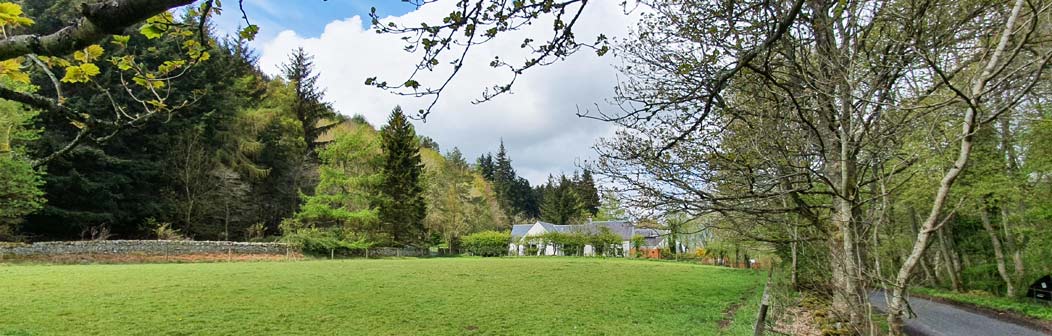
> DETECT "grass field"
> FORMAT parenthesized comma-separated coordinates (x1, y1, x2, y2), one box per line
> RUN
(0, 257, 763, 335)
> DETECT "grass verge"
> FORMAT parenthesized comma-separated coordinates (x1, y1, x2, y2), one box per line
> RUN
(913, 287, 1052, 320)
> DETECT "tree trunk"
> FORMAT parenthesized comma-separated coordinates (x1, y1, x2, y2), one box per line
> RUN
(980, 205, 1016, 297)
(791, 225, 799, 290)
(998, 115, 1026, 284)
(1000, 207, 1025, 286)
(909, 207, 936, 286)
(944, 223, 966, 292)
(886, 0, 1025, 331)
(931, 248, 945, 286)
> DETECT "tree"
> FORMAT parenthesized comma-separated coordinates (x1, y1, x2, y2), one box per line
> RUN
(280, 47, 336, 159)
(0, 78, 42, 239)
(573, 169, 600, 217)
(378, 106, 426, 246)
(539, 174, 584, 225)
(368, 0, 601, 117)
(587, 0, 1052, 333)
(475, 153, 494, 180)
(0, 152, 43, 238)
(477, 141, 539, 221)
(595, 191, 626, 221)
(424, 147, 475, 248)
(293, 124, 381, 234)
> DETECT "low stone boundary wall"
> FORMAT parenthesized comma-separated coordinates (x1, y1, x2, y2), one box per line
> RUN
(0, 240, 294, 257)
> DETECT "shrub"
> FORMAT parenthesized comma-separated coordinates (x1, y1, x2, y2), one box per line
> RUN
(281, 228, 373, 257)
(147, 218, 186, 241)
(245, 223, 267, 241)
(462, 231, 510, 257)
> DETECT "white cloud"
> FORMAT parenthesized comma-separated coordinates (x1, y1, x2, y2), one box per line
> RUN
(253, 2, 637, 185)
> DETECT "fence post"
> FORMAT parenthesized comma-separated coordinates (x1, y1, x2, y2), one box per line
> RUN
(753, 264, 774, 336)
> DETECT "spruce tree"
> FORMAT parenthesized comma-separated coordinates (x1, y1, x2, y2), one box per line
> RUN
(493, 141, 516, 204)
(574, 169, 601, 216)
(378, 106, 427, 246)
(476, 153, 495, 180)
(281, 47, 337, 158)
(539, 174, 584, 225)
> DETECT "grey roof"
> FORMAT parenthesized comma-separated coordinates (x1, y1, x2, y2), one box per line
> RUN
(634, 228, 669, 248)
(510, 224, 533, 240)
(593, 221, 635, 240)
(643, 236, 666, 248)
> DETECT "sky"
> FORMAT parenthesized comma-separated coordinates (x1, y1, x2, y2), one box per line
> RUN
(212, 1, 637, 185)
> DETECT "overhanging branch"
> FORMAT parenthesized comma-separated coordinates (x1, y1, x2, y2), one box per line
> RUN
(0, 0, 195, 60)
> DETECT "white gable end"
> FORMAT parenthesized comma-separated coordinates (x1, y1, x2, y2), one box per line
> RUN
(525, 222, 548, 236)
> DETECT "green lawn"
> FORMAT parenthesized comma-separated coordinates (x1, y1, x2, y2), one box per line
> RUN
(0, 257, 763, 335)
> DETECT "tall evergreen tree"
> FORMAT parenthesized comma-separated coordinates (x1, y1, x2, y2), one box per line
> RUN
(378, 106, 427, 246)
(574, 169, 600, 216)
(480, 140, 540, 220)
(475, 153, 495, 180)
(539, 174, 584, 225)
(281, 47, 337, 158)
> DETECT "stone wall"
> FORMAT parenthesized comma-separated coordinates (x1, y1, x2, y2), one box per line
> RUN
(0, 240, 293, 257)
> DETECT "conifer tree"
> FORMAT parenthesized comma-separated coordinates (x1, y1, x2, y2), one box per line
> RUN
(378, 106, 427, 246)
(539, 174, 584, 225)
(574, 169, 601, 216)
(281, 47, 337, 158)
(475, 153, 495, 180)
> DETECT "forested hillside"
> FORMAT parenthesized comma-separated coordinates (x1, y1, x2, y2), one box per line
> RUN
(0, 1, 606, 247)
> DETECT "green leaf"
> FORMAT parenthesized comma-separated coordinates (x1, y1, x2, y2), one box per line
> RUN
(61, 66, 85, 83)
(111, 35, 130, 46)
(239, 24, 259, 40)
(61, 63, 100, 83)
(79, 63, 100, 77)
(140, 23, 165, 39)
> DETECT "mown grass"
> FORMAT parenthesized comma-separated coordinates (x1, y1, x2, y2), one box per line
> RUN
(913, 287, 1052, 320)
(0, 257, 762, 335)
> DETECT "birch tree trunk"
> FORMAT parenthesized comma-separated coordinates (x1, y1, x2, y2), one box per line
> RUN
(980, 205, 1016, 296)
(886, 0, 1027, 332)
(1001, 207, 1025, 285)
(937, 224, 963, 292)
(998, 118, 1026, 286)
(909, 207, 936, 286)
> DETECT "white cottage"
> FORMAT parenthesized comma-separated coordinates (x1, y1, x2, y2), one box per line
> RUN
(508, 220, 636, 256)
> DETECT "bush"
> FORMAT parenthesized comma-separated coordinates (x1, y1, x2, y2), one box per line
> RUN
(462, 231, 510, 257)
(148, 218, 187, 241)
(245, 222, 267, 241)
(281, 228, 373, 257)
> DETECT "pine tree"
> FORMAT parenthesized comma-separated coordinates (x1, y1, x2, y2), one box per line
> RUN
(484, 141, 541, 220)
(281, 47, 337, 158)
(539, 174, 584, 225)
(493, 141, 516, 197)
(574, 169, 601, 216)
(378, 106, 427, 246)
(476, 153, 495, 180)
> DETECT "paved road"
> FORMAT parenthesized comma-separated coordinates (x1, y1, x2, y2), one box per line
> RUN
(869, 291, 1046, 336)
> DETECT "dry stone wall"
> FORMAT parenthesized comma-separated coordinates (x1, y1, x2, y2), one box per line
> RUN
(0, 240, 292, 257)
